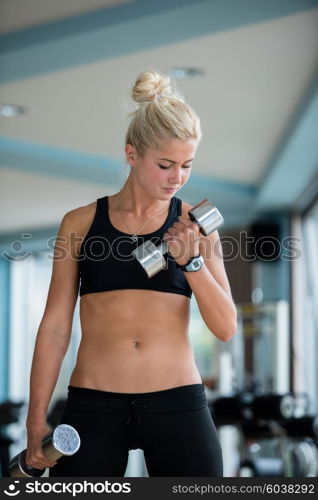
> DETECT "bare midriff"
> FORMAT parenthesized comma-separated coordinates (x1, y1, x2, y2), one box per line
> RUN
(69, 288, 202, 393)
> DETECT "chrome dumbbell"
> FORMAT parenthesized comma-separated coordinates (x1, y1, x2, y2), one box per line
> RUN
(132, 198, 224, 278)
(9, 424, 81, 477)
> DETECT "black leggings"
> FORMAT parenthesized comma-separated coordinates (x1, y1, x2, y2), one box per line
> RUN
(49, 383, 223, 477)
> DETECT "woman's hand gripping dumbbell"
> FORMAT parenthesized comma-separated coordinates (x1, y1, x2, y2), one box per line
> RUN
(132, 199, 224, 278)
(10, 424, 81, 477)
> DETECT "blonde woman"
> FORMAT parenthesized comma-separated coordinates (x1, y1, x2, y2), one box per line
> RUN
(26, 70, 237, 477)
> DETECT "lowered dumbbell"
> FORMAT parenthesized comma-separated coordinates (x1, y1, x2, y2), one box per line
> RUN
(132, 198, 224, 278)
(9, 424, 80, 477)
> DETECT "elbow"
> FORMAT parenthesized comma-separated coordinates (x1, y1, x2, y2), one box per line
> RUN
(221, 324, 237, 342)
(212, 308, 238, 342)
(217, 323, 237, 342)
(222, 310, 238, 342)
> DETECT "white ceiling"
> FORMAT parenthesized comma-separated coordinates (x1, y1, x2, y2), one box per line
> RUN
(0, 1, 317, 232)
(0, 0, 136, 34)
(1, 8, 317, 186)
(0, 167, 118, 232)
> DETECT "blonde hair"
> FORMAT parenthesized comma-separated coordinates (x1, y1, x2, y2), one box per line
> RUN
(125, 70, 202, 156)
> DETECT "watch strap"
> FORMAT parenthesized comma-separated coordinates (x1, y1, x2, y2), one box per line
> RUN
(176, 253, 202, 271)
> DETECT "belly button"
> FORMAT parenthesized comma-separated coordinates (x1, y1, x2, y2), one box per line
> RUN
(132, 340, 140, 348)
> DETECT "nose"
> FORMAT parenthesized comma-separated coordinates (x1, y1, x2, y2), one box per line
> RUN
(169, 167, 183, 186)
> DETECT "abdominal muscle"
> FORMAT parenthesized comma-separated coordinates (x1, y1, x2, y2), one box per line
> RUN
(69, 289, 202, 393)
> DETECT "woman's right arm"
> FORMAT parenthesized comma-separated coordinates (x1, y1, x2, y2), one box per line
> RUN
(25, 209, 82, 470)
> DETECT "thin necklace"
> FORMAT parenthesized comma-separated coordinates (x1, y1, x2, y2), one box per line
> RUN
(117, 199, 169, 242)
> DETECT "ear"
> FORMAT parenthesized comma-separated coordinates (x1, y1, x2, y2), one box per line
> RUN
(125, 144, 137, 167)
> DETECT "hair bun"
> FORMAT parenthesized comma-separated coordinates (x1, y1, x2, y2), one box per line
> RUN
(132, 70, 173, 103)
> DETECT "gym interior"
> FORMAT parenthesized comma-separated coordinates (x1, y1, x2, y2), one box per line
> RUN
(0, 0, 318, 478)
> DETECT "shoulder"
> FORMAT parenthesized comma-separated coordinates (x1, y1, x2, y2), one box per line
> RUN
(61, 200, 97, 231)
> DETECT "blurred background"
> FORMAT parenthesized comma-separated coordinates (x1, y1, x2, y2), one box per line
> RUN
(0, 0, 318, 478)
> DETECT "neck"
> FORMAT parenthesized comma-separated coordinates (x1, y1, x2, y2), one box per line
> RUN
(113, 177, 170, 217)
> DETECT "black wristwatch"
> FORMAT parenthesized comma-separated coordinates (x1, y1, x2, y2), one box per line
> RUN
(176, 254, 204, 272)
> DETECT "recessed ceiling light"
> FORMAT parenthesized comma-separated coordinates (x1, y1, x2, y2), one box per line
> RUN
(167, 67, 205, 80)
(0, 104, 27, 117)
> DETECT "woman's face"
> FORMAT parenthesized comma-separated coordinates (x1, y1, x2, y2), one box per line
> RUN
(126, 139, 198, 199)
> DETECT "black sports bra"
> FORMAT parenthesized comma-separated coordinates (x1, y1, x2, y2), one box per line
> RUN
(78, 195, 192, 298)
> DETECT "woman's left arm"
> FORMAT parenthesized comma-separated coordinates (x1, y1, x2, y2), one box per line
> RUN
(164, 211, 237, 342)
(184, 230, 237, 342)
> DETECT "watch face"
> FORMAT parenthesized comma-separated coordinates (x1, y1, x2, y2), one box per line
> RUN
(186, 256, 203, 271)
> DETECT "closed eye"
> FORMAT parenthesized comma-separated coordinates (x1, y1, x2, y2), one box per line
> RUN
(159, 165, 192, 170)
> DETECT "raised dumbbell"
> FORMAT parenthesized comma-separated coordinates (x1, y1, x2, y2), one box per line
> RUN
(132, 198, 224, 278)
(9, 424, 81, 477)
